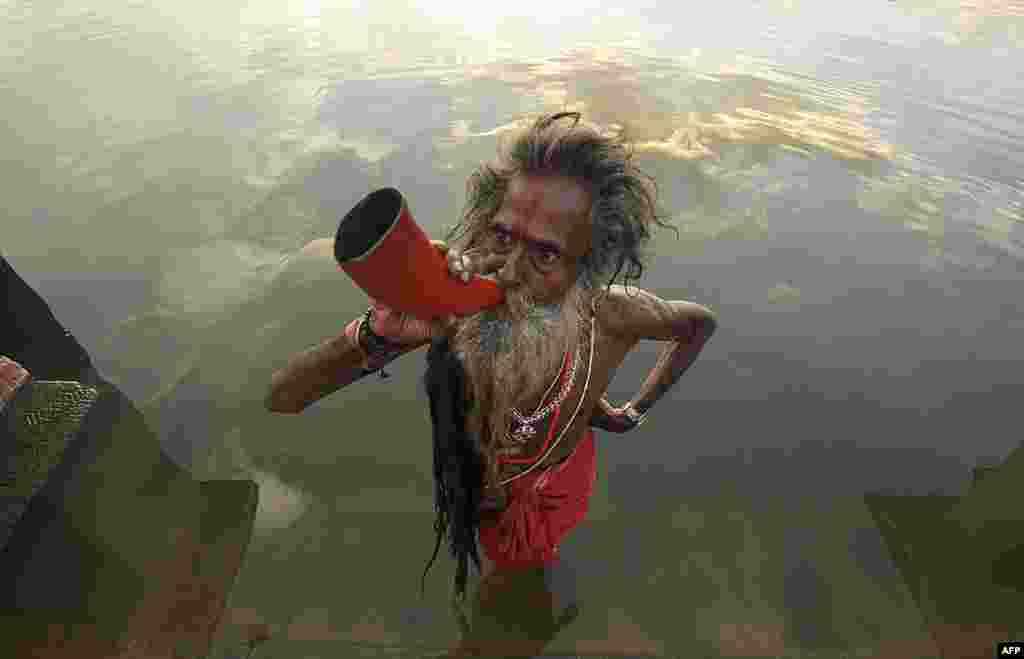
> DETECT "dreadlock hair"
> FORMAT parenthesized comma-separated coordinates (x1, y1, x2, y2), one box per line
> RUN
(420, 336, 483, 605)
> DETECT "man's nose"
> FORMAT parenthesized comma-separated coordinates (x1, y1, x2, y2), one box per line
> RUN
(495, 246, 525, 289)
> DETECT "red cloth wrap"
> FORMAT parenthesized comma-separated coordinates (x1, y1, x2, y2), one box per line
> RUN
(478, 429, 597, 569)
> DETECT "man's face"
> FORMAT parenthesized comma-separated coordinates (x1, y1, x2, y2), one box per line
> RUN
(482, 174, 592, 306)
(450, 175, 593, 477)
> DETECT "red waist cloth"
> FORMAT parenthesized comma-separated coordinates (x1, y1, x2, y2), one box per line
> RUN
(478, 429, 597, 569)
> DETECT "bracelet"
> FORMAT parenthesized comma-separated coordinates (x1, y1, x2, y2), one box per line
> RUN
(343, 313, 390, 378)
(343, 316, 370, 366)
(357, 308, 402, 379)
(359, 308, 402, 353)
(623, 403, 647, 427)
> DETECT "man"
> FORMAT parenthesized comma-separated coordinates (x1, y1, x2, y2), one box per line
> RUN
(266, 112, 717, 656)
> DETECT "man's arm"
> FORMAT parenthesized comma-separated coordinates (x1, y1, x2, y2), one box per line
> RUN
(267, 238, 452, 414)
(265, 326, 429, 414)
(594, 285, 717, 417)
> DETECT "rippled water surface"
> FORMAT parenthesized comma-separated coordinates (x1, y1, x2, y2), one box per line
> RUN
(4, 0, 1023, 656)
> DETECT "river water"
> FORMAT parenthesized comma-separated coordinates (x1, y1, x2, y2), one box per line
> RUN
(3, 0, 1023, 656)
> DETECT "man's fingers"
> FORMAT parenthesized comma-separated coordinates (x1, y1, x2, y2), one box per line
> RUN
(446, 247, 506, 282)
(477, 253, 507, 275)
(447, 249, 473, 283)
(447, 249, 464, 274)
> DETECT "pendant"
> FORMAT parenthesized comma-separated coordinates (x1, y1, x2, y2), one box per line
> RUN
(509, 423, 536, 443)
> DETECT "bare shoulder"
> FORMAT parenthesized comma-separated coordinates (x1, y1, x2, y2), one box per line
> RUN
(592, 284, 717, 343)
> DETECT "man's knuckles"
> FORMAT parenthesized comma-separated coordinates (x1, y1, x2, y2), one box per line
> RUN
(446, 249, 477, 282)
(446, 249, 464, 271)
(447, 249, 506, 278)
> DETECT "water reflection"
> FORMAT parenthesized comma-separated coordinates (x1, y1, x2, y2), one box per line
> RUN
(889, 0, 1024, 45)
(4, 0, 1024, 656)
(447, 45, 1021, 268)
(455, 48, 895, 164)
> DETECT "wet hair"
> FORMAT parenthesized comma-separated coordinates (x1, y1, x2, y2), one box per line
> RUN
(444, 111, 677, 297)
(420, 336, 483, 604)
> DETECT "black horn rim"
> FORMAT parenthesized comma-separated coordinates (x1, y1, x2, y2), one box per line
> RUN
(334, 188, 404, 264)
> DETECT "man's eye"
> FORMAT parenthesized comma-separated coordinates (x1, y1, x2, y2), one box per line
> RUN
(536, 249, 560, 266)
(493, 228, 512, 245)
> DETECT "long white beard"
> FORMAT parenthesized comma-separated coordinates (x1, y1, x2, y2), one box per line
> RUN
(450, 283, 590, 486)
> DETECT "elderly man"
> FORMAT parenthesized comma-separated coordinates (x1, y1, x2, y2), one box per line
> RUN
(267, 112, 717, 656)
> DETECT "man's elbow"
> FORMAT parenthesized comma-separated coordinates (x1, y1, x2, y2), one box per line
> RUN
(265, 376, 305, 414)
(265, 392, 300, 414)
(700, 310, 718, 337)
(687, 308, 717, 343)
